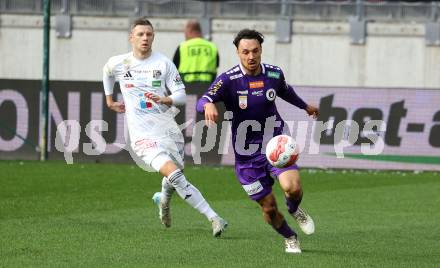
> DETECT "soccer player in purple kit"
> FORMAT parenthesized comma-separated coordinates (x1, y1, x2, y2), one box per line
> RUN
(196, 29, 319, 253)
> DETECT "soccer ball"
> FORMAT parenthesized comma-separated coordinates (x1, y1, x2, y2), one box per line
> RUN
(265, 135, 299, 168)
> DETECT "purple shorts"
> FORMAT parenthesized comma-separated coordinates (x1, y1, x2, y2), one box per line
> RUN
(234, 155, 299, 201)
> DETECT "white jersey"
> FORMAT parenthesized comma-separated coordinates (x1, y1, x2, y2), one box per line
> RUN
(103, 51, 185, 142)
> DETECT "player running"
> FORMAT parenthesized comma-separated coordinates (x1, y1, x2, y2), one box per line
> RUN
(103, 17, 227, 237)
(196, 29, 318, 252)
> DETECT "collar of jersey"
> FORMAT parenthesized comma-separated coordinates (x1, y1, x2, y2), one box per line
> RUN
(239, 63, 266, 77)
(130, 51, 154, 63)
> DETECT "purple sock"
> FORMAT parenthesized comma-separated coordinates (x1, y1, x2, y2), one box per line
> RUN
(273, 220, 296, 238)
(286, 196, 302, 214)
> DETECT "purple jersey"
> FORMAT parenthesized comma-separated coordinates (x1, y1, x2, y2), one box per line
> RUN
(197, 63, 307, 162)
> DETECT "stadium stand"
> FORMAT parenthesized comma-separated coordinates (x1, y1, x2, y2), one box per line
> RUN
(0, 0, 438, 23)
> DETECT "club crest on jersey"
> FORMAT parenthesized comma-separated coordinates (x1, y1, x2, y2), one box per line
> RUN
(249, 81, 264, 89)
(266, 88, 276, 101)
(153, 70, 162, 79)
(239, 95, 248, 109)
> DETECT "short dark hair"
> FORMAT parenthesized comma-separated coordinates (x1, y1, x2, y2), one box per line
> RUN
(186, 19, 202, 33)
(131, 17, 154, 31)
(233, 29, 264, 48)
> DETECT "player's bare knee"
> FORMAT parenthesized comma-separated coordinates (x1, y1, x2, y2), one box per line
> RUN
(285, 187, 302, 199)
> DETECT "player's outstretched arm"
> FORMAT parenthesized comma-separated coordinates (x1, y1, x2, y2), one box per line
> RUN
(305, 105, 319, 119)
(106, 95, 125, 113)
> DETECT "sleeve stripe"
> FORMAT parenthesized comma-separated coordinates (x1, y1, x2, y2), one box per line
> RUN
(202, 95, 213, 102)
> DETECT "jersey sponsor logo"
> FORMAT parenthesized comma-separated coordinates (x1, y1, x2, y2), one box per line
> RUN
(252, 90, 263, 96)
(126, 83, 134, 88)
(267, 71, 280, 79)
(153, 70, 162, 79)
(242, 180, 263, 196)
(208, 79, 223, 96)
(266, 88, 276, 101)
(239, 95, 247, 109)
(132, 69, 151, 74)
(237, 90, 248, 95)
(174, 74, 183, 85)
(139, 93, 154, 109)
(134, 138, 158, 155)
(230, 73, 243, 80)
(140, 100, 153, 109)
(249, 81, 264, 89)
(123, 71, 133, 79)
(134, 138, 157, 148)
(152, 80, 161, 87)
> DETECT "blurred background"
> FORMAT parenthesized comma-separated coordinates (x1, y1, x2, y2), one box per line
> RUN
(0, 0, 439, 170)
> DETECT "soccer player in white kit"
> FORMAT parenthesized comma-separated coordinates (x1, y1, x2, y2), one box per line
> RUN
(102, 17, 227, 236)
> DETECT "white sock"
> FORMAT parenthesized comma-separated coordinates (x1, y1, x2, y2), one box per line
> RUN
(167, 170, 218, 221)
(161, 177, 175, 204)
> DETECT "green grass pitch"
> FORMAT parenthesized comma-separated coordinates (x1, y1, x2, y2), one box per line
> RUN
(1, 160, 439, 267)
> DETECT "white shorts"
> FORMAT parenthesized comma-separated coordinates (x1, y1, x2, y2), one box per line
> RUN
(132, 137, 184, 172)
